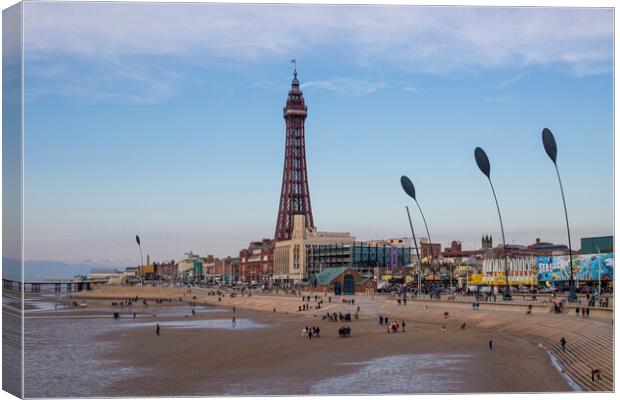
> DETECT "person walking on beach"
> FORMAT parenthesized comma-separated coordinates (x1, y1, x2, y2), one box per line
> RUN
(575, 305, 580, 317)
(385, 317, 389, 325)
(586, 307, 590, 319)
(379, 315, 384, 325)
(156, 324, 160, 336)
(402, 321, 406, 332)
(133, 312, 136, 319)
(233, 306, 236, 314)
(581, 307, 586, 318)
(488, 339, 493, 350)
(232, 316, 236, 328)
(560, 337, 566, 350)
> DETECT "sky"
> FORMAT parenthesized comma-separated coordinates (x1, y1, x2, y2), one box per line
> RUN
(20, 3, 613, 266)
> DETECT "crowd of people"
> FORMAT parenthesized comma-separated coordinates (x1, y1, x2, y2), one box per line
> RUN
(302, 326, 320, 339)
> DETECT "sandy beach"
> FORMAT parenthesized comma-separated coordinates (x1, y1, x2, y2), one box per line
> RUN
(19, 285, 613, 396)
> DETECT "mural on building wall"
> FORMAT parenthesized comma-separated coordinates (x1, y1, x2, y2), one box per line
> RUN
(537, 253, 614, 282)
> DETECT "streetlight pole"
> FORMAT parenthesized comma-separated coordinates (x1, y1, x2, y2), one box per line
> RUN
(405, 206, 422, 292)
(401, 176, 436, 290)
(542, 128, 576, 302)
(136, 234, 144, 266)
(474, 147, 511, 301)
(597, 247, 601, 296)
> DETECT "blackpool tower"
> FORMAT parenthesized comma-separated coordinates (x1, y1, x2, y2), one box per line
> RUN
(274, 69, 315, 241)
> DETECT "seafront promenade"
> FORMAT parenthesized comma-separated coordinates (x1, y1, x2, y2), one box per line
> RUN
(71, 284, 614, 392)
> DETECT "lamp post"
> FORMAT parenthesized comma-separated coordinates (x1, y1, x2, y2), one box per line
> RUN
(135, 235, 144, 285)
(596, 247, 601, 296)
(541, 128, 576, 302)
(405, 206, 422, 292)
(136, 234, 144, 266)
(400, 176, 436, 288)
(474, 147, 511, 301)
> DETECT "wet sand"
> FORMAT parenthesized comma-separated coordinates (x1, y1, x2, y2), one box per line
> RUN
(20, 286, 577, 396)
(98, 308, 569, 396)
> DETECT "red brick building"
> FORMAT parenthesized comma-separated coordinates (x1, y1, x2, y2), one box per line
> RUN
(421, 242, 442, 258)
(239, 239, 274, 283)
(157, 261, 178, 280)
(213, 257, 240, 283)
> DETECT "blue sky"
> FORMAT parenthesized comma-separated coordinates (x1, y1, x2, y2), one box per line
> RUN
(21, 3, 613, 265)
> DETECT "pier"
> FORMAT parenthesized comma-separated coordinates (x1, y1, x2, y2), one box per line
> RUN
(2, 278, 108, 293)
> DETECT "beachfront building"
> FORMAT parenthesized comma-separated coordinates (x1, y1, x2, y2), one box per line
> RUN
(305, 242, 416, 280)
(306, 267, 376, 295)
(480, 256, 538, 287)
(157, 261, 178, 280)
(273, 215, 355, 284)
(213, 257, 241, 284)
(239, 239, 274, 283)
(580, 235, 613, 254)
(177, 251, 204, 282)
(419, 238, 442, 259)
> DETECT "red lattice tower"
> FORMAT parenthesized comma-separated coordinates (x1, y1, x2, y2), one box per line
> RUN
(275, 69, 315, 241)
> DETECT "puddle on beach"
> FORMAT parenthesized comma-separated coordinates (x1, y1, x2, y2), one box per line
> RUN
(123, 318, 269, 330)
(310, 353, 473, 394)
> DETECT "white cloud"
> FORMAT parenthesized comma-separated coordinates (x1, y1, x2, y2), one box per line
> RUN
(22, 4, 612, 103)
(24, 4, 612, 71)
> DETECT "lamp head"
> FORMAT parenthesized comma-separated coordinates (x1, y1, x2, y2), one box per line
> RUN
(400, 175, 416, 200)
(474, 147, 491, 178)
(542, 128, 558, 163)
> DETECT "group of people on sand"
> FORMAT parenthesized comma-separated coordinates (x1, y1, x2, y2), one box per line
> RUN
(387, 321, 405, 333)
(323, 312, 351, 322)
(342, 298, 355, 305)
(575, 305, 591, 319)
(111, 300, 134, 307)
(338, 325, 352, 337)
(302, 326, 320, 339)
(471, 303, 481, 310)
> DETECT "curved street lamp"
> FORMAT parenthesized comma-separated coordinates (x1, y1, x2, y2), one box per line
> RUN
(542, 128, 576, 301)
(474, 147, 511, 301)
(400, 176, 437, 285)
(136, 234, 144, 267)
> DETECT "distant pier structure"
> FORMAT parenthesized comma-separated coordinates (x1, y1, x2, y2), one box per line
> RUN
(2, 278, 107, 293)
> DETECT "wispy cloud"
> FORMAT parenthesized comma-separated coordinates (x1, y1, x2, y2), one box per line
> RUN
(302, 77, 387, 96)
(493, 73, 527, 90)
(22, 4, 612, 104)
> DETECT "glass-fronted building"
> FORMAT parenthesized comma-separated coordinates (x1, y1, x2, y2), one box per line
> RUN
(581, 236, 613, 254)
(305, 242, 414, 279)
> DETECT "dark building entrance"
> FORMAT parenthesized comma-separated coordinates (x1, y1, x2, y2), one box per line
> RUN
(334, 281, 342, 295)
(343, 274, 355, 295)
